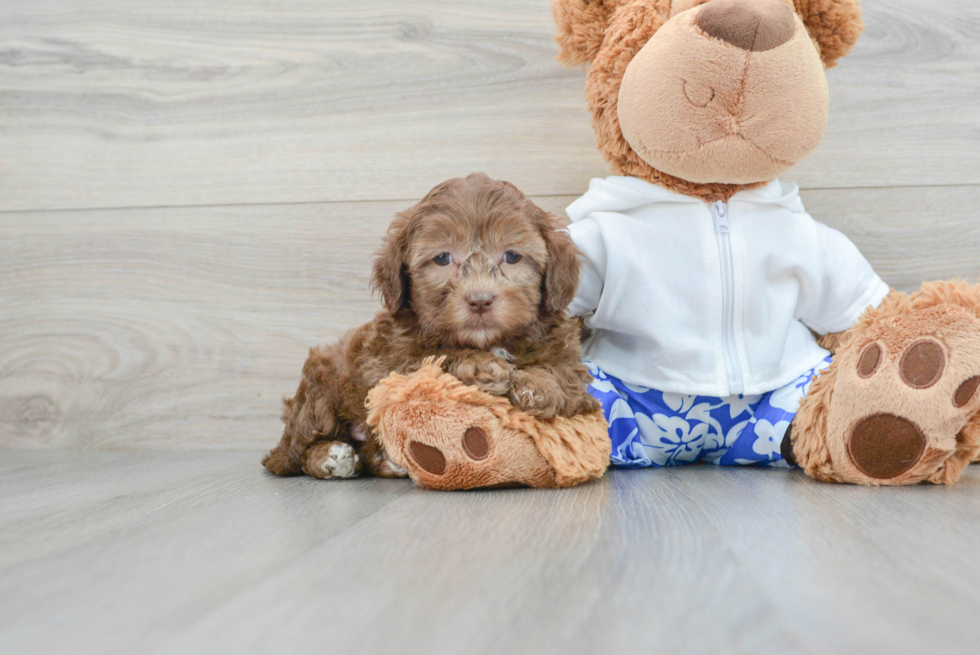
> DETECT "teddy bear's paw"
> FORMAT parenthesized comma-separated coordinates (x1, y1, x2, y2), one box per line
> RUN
(383, 405, 557, 490)
(303, 441, 361, 480)
(815, 300, 980, 485)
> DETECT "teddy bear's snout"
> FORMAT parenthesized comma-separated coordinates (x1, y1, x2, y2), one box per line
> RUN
(695, 0, 796, 53)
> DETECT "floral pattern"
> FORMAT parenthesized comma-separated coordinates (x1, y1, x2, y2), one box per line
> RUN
(586, 358, 832, 468)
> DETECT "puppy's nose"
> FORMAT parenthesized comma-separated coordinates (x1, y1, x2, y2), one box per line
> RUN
(466, 292, 495, 314)
(696, 0, 796, 52)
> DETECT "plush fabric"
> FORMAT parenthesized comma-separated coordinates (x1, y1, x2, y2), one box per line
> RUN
(366, 359, 610, 490)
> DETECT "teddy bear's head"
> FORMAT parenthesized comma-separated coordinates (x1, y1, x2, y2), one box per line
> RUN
(554, 0, 863, 201)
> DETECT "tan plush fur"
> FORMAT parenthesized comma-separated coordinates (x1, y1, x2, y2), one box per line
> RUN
(552, 0, 864, 201)
(366, 359, 610, 490)
(793, 0, 863, 68)
(793, 282, 980, 485)
(262, 173, 598, 480)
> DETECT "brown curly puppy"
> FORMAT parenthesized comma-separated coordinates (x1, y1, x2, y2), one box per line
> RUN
(262, 173, 599, 479)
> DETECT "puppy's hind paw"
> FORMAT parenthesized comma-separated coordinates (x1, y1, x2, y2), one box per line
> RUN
(368, 450, 409, 478)
(304, 441, 361, 479)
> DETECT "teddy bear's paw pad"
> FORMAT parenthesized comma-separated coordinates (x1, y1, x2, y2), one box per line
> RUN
(408, 441, 447, 475)
(848, 414, 926, 480)
(954, 377, 980, 408)
(898, 340, 945, 388)
(461, 427, 491, 461)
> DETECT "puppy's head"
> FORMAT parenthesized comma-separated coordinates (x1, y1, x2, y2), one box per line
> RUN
(371, 173, 580, 348)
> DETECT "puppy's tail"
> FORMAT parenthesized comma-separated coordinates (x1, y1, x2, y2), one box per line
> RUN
(262, 434, 302, 476)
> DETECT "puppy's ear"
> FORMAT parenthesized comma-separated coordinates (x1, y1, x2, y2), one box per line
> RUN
(371, 211, 412, 314)
(539, 211, 582, 316)
(794, 0, 863, 68)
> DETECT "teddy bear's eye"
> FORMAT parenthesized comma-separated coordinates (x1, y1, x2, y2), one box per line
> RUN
(504, 251, 523, 264)
(682, 79, 715, 108)
(433, 252, 452, 266)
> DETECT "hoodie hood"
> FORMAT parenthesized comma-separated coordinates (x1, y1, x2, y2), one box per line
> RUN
(566, 176, 804, 222)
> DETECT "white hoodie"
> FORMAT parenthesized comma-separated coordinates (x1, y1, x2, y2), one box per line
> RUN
(566, 176, 890, 397)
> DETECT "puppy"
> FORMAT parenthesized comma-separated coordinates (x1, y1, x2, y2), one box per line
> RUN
(262, 173, 598, 479)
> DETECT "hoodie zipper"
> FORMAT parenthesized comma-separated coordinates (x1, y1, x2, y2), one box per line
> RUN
(711, 200, 744, 396)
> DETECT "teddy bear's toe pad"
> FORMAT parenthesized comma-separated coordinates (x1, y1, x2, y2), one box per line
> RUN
(409, 441, 447, 475)
(462, 427, 491, 460)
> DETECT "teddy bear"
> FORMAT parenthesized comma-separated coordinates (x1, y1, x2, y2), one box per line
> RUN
(369, 0, 980, 488)
(547, 0, 980, 485)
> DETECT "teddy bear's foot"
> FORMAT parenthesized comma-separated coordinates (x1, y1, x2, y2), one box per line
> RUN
(302, 441, 362, 479)
(374, 402, 558, 490)
(365, 359, 610, 490)
(793, 281, 980, 485)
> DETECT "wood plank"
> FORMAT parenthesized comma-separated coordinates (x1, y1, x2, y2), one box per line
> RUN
(676, 466, 980, 654)
(2, 186, 978, 450)
(1, 0, 978, 212)
(2, 451, 978, 654)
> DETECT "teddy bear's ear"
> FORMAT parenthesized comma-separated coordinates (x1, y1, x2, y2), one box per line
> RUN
(552, 0, 632, 66)
(793, 0, 864, 68)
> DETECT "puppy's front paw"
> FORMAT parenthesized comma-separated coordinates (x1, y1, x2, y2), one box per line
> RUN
(509, 371, 561, 419)
(452, 354, 513, 396)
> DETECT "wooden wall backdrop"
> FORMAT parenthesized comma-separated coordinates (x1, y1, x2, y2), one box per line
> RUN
(1, 0, 979, 449)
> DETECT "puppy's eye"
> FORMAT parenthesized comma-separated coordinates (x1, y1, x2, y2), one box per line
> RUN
(433, 252, 452, 266)
(504, 251, 522, 264)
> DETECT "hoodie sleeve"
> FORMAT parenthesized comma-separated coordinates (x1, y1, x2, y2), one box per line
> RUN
(565, 218, 607, 317)
(797, 221, 891, 335)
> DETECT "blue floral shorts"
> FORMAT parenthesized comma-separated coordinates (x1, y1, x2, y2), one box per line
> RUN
(585, 357, 832, 468)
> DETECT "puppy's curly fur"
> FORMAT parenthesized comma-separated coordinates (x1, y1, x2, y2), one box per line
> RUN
(262, 173, 599, 479)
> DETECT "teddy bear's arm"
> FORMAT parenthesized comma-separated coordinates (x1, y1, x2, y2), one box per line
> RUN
(798, 222, 890, 336)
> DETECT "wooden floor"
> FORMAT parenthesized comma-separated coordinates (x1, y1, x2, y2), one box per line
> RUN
(2, 450, 979, 655)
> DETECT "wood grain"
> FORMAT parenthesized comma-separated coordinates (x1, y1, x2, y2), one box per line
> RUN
(1, 451, 978, 655)
(0, 0, 978, 212)
(2, 186, 978, 450)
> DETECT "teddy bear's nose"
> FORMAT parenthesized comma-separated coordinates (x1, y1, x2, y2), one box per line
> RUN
(696, 0, 796, 52)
